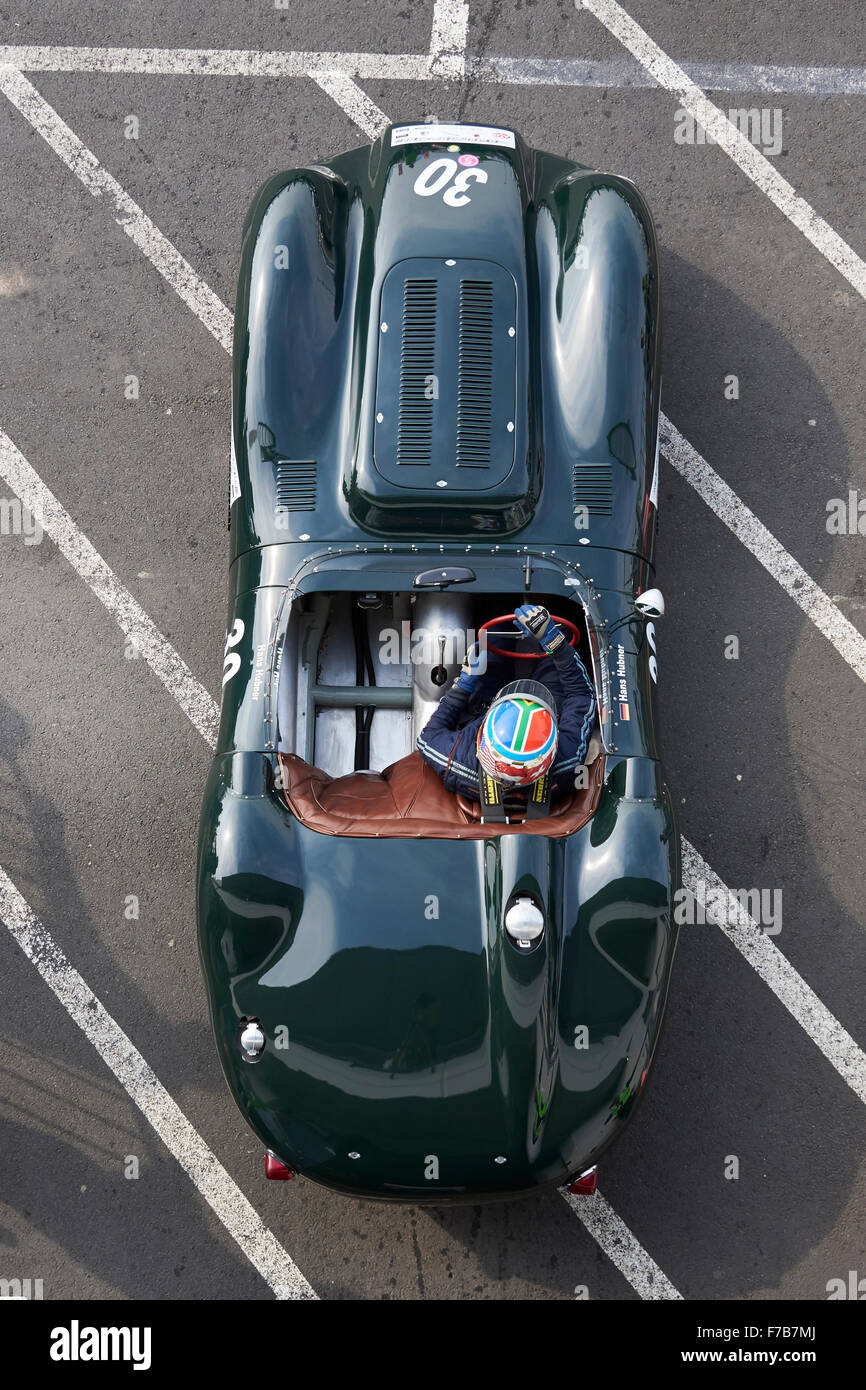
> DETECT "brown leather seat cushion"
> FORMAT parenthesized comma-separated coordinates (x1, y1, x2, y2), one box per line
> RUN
(277, 749, 605, 839)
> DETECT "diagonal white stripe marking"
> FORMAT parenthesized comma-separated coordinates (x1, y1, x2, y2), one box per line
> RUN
(0, 64, 233, 352)
(0, 866, 316, 1299)
(660, 415, 866, 684)
(309, 70, 389, 139)
(681, 840, 866, 1104)
(579, 0, 866, 301)
(0, 428, 220, 747)
(560, 1190, 683, 1299)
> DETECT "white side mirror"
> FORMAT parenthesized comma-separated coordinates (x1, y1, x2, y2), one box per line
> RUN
(635, 588, 665, 619)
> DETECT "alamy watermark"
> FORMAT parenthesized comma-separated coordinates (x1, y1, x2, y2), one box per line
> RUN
(0, 497, 43, 545)
(826, 1270, 866, 1299)
(378, 622, 487, 670)
(826, 489, 866, 535)
(675, 107, 783, 157)
(50, 1322, 151, 1369)
(674, 881, 782, 934)
(0, 1276, 43, 1299)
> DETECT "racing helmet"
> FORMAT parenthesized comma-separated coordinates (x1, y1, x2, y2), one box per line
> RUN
(477, 680, 559, 786)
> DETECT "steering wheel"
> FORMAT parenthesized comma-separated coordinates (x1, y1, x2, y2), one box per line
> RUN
(478, 612, 581, 660)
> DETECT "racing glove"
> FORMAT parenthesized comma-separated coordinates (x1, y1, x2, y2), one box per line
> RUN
(513, 604, 566, 655)
(452, 639, 489, 694)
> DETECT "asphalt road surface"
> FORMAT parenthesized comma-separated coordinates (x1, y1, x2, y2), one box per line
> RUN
(0, 0, 864, 1300)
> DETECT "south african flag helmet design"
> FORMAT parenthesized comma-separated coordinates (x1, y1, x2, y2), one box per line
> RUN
(477, 680, 559, 786)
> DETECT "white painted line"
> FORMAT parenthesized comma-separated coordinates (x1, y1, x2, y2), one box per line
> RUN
(484, 55, 866, 95)
(681, 839, 866, 1105)
(0, 65, 233, 353)
(579, 0, 866, 303)
(309, 70, 389, 140)
(560, 1189, 683, 1299)
(0, 45, 431, 80)
(429, 1, 469, 77)
(660, 414, 866, 685)
(0, 427, 220, 748)
(2, 46, 866, 95)
(0, 864, 316, 1300)
(669, 60, 866, 97)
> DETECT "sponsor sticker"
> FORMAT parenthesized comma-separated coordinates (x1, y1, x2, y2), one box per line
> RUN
(230, 429, 241, 506)
(613, 644, 631, 722)
(390, 123, 516, 149)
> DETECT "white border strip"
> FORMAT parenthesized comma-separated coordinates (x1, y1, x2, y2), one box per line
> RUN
(0, 46, 432, 79)
(682, 840, 866, 1104)
(660, 415, 866, 684)
(2, 47, 866, 95)
(0, 427, 220, 747)
(561, 1189, 683, 1298)
(0, 865, 316, 1299)
(486, 55, 866, 95)
(0, 64, 233, 353)
(580, 0, 866, 302)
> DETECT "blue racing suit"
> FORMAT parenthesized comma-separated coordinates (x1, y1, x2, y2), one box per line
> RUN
(416, 640, 596, 802)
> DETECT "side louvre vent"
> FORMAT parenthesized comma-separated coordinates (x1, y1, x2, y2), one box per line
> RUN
(571, 462, 613, 516)
(276, 460, 317, 511)
(397, 278, 438, 465)
(456, 279, 494, 467)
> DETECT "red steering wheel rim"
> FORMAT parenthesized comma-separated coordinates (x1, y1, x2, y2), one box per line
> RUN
(478, 612, 581, 660)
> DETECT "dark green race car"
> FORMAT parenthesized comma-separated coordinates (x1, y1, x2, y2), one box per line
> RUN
(197, 121, 680, 1202)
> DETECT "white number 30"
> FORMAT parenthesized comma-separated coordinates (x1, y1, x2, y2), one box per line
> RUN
(413, 157, 488, 208)
(222, 618, 245, 686)
(646, 621, 658, 685)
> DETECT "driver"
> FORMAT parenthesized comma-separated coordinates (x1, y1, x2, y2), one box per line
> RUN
(416, 606, 595, 820)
